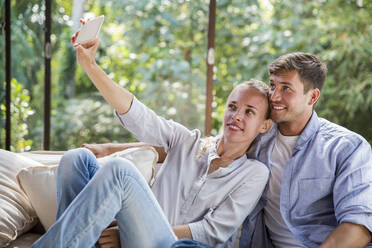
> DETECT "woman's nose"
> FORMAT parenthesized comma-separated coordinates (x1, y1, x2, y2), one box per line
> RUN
(232, 109, 243, 121)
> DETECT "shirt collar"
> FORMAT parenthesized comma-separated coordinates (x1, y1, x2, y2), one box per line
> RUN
(207, 137, 220, 165)
(294, 111, 320, 151)
(206, 136, 248, 176)
(255, 111, 320, 153)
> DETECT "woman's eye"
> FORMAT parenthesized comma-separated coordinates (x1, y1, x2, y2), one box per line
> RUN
(246, 109, 253, 115)
(228, 104, 236, 110)
(282, 86, 290, 91)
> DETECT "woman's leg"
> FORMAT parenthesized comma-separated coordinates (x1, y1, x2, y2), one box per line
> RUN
(56, 148, 100, 218)
(31, 157, 177, 248)
(171, 239, 213, 248)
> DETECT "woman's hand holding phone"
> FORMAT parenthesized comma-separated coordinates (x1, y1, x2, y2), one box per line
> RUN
(71, 16, 104, 44)
(73, 38, 99, 69)
(72, 19, 97, 69)
(71, 16, 104, 69)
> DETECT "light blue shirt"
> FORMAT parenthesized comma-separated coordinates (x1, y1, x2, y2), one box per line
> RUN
(240, 111, 372, 248)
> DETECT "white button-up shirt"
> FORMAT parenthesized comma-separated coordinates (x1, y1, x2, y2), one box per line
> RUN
(117, 97, 268, 247)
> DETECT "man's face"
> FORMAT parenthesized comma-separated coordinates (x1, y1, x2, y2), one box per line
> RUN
(269, 71, 315, 133)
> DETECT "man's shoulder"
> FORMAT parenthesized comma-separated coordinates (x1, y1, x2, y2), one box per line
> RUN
(315, 117, 368, 148)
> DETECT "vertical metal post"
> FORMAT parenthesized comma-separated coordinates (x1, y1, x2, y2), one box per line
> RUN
(5, 0, 11, 150)
(44, 0, 51, 150)
(205, 0, 216, 136)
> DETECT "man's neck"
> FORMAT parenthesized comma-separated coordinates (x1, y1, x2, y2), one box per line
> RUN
(278, 111, 313, 136)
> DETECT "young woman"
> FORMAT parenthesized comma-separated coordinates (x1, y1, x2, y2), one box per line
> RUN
(30, 30, 271, 248)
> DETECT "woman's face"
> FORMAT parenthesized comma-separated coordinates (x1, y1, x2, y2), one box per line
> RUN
(223, 86, 269, 146)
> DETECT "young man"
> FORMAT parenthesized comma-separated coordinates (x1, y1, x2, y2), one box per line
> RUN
(238, 52, 372, 248)
(86, 52, 372, 247)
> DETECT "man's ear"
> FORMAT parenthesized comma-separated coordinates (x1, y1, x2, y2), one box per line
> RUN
(308, 88, 320, 106)
(259, 119, 273, 134)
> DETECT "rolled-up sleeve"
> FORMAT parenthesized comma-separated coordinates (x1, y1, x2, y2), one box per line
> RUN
(188, 163, 269, 246)
(333, 137, 372, 232)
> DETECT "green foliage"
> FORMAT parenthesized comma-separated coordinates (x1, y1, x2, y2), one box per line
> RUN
(0, 79, 34, 152)
(92, 0, 209, 130)
(1, 0, 372, 150)
(50, 94, 134, 150)
(0, 0, 44, 92)
(211, 0, 372, 143)
(266, 0, 372, 143)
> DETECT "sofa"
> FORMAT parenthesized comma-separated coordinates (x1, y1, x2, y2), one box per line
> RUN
(0, 147, 158, 248)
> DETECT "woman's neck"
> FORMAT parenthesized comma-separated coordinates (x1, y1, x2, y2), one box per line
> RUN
(216, 137, 250, 161)
(207, 138, 250, 174)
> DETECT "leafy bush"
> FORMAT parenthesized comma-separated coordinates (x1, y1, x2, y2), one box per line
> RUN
(0, 79, 34, 152)
(2, 0, 372, 150)
(50, 94, 132, 150)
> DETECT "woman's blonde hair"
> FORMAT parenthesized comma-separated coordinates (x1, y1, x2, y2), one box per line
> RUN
(231, 79, 270, 119)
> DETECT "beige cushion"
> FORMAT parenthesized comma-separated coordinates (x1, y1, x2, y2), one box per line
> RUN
(17, 147, 158, 231)
(0, 149, 42, 247)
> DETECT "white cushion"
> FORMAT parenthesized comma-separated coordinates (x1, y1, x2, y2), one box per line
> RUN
(97, 146, 157, 183)
(0, 149, 42, 247)
(16, 165, 58, 233)
(19, 151, 63, 166)
(17, 147, 158, 231)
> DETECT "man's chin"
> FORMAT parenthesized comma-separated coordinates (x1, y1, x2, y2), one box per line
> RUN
(270, 113, 284, 123)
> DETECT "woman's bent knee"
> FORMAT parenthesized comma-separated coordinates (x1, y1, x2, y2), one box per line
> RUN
(100, 158, 149, 193)
(63, 147, 94, 161)
(102, 158, 139, 177)
(58, 148, 96, 178)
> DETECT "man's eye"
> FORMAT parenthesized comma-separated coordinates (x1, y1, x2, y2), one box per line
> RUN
(246, 109, 253, 115)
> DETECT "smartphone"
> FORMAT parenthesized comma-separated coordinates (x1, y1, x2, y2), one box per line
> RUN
(75, 15, 104, 43)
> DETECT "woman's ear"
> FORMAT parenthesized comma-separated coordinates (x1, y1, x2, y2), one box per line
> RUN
(259, 119, 273, 134)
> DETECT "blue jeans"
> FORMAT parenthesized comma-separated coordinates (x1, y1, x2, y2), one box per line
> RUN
(171, 239, 213, 248)
(30, 148, 177, 248)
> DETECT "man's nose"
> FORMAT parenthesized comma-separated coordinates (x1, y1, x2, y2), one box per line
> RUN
(270, 88, 281, 102)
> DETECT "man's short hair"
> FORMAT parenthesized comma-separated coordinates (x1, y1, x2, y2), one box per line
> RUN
(269, 52, 327, 92)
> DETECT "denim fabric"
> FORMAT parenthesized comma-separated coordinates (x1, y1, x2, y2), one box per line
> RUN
(31, 148, 177, 248)
(241, 112, 372, 248)
(56, 148, 100, 218)
(240, 199, 273, 248)
(171, 238, 213, 248)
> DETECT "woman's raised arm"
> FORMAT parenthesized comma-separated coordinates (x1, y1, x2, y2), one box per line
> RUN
(73, 38, 133, 115)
